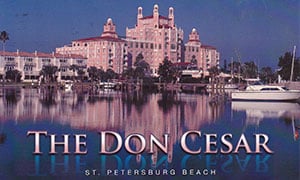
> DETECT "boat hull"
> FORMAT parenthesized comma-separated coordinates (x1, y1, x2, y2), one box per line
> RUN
(231, 91, 300, 101)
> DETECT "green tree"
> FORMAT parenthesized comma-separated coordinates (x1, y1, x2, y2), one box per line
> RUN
(98, 68, 106, 81)
(260, 67, 276, 84)
(87, 66, 99, 82)
(278, 52, 300, 81)
(242, 61, 258, 78)
(5, 69, 21, 82)
(158, 57, 176, 83)
(0, 31, 9, 52)
(102, 69, 118, 82)
(134, 53, 150, 79)
(208, 66, 220, 78)
(77, 68, 85, 82)
(135, 53, 144, 64)
(40, 65, 58, 83)
(122, 67, 135, 79)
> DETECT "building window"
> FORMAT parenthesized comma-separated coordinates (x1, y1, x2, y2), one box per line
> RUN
(150, 43, 154, 49)
(42, 58, 51, 63)
(145, 43, 148, 48)
(26, 58, 33, 62)
(171, 44, 176, 49)
(4, 57, 15, 61)
(159, 44, 161, 49)
(24, 66, 33, 71)
(135, 42, 139, 48)
(4, 66, 15, 71)
(140, 43, 144, 48)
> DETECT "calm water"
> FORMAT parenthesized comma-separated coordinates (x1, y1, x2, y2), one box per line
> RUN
(0, 88, 299, 180)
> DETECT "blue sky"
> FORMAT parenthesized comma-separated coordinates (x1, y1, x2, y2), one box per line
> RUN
(0, 0, 299, 69)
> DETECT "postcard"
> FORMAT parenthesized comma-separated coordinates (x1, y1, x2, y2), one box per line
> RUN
(0, 1, 299, 179)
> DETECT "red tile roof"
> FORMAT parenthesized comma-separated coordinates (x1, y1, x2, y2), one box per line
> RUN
(188, 39, 200, 43)
(36, 52, 53, 58)
(74, 36, 125, 42)
(0, 51, 16, 56)
(173, 62, 192, 66)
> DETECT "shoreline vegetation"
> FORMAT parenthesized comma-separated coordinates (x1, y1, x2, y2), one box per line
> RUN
(1, 81, 300, 92)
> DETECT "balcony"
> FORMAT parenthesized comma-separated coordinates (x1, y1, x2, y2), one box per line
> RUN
(25, 62, 37, 67)
(5, 62, 17, 66)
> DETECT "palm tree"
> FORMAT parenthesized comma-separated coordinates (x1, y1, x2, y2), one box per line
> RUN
(242, 61, 258, 78)
(158, 57, 176, 83)
(40, 65, 58, 83)
(0, 31, 9, 53)
(5, 69, 22, 82)
(77, 68, 85, 82)
(87, 66, 99, 82)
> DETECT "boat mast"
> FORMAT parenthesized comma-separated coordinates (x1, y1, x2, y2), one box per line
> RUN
(290, 45, 296, 81)
(235, 49, 241, 84)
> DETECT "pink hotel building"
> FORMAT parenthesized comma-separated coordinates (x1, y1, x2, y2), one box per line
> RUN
(56, 5, 220, 76)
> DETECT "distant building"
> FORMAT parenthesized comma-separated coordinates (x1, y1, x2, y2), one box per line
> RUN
(126, 5, 184, 75)
(55, 4, 219, 77)
(56, 18, 128, 74)
(184, 28, 220, 76)
(0, 50, 87, 82)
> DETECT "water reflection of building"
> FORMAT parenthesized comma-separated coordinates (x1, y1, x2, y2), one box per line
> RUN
(0, 89, 224, 164)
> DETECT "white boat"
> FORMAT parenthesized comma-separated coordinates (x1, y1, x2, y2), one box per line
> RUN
(231, 84, 300, 101)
